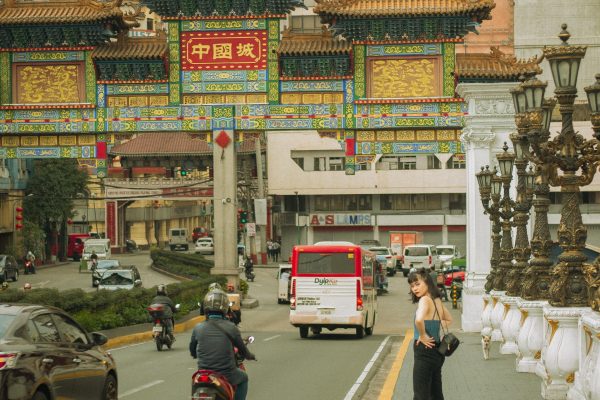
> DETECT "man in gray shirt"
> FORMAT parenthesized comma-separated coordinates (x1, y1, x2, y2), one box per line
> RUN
(190, 290, 255, 400)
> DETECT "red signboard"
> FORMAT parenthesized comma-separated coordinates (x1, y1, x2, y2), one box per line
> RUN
(106, 201, 116, 246)
(181, 30, 267, 70)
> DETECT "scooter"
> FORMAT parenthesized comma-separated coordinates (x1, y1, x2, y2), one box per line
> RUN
(147, 303, 180, 351)
(125, 239, 138, 252)
(244, 267, 255, 282)
(24, 260, 35, 275)
(191, 336, 254, 400)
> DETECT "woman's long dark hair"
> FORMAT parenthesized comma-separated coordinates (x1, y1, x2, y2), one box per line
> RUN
(407, 268, 441, 304)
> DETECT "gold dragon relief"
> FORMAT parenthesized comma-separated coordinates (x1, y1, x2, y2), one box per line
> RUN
(16, 64, 82, 104)
(370, 58, 438, 99)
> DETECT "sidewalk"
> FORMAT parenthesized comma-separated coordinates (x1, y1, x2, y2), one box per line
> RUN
(392, 331, 542, 400)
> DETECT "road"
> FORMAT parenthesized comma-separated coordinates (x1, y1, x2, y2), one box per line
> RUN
(110, 268, 417, 399)
(15, 251, 178, 292)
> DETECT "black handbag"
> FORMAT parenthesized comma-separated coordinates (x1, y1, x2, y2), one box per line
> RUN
(433, 301, 460, 357)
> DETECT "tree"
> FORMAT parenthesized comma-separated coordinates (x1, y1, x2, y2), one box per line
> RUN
(23, 159, 88, 261)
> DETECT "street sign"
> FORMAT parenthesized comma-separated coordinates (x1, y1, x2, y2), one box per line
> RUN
(254, 198, 267, 225)
(246, 223, 256, 237)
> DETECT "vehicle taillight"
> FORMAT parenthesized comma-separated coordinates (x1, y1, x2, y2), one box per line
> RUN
(400, 255, 404, 264)
(428, 255, 432, 265)
(155, 319, 161, 324)
(0, 353, 19, 370)
(290, 279, 296, 310)
(356, 280, 363, 311)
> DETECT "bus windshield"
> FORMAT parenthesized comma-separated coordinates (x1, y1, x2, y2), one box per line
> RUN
(297, 252, 355, 274)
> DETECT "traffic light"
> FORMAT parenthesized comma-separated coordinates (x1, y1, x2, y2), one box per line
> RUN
(180, 168, 187, 177)
(240, 211, 248, 224)
(15, 206, 23, 230)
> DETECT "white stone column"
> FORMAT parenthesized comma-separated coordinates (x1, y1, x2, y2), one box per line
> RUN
(517, 299, 548, 373)
(538, 306, 591, 400)
(481, 294, 494, 337)
(490, 290, 506, 342)
(500, 295, 521, 354)
(457, 82, 517, 332)
(567, 311, 600, 400)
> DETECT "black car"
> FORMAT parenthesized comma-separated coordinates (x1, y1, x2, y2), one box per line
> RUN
(0, 304, 118, 400)
(0, 255, 19, 283)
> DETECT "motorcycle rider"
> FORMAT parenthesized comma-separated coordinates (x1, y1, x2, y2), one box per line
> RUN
(190, 290, 255, 400)
(243, 257, 254, 280)
(89, 250, 99, 269)
(150, 284, 176, 341)
(25, 250, 36, 274)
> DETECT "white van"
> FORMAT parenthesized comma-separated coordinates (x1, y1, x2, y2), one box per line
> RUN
(402, 244, 440, 273)
(169, 228, 189, 251)
(82, 238, 111, 265)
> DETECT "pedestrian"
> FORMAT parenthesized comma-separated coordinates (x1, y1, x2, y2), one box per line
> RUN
(408, 268, 452, 400)
(272, 240, 280, 262)
(266, 240, 273, 262)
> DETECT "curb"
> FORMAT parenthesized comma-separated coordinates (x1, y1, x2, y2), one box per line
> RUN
(151, 264, 193, 281)
(105, 315, 205, 349)
(351, 335, 397, 400)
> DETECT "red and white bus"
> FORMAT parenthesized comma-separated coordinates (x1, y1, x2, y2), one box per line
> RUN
(289, 242, 377, 339)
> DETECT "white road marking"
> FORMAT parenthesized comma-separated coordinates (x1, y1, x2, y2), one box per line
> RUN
(108, 341, 150, 351)
(120, 380, 164, 398)
(35, 280, 51, 287)
(343, 336, 391, 400)
(263, 335, 281, 342)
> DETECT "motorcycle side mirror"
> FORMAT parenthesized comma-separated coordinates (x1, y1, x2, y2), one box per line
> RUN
(175, 304, 181, 310)
(247, 336, 255, 344)
(93, 280, 100, 286)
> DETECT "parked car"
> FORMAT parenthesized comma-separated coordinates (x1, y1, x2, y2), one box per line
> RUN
(368, 246, 396, 276)
(401, 244, 440, 277)
(192, 227, 210, 242)
(97, 265, 142, 291)
(0, 254, 19, 283)
(437, 245, 461, 270)
(358, 239, 380, 251)
(0, 303, 117, 400)
(444, 270, 466, 287)
(91, 259, 120, 287)
(195, 237, 214, 255)
(169, 228, 189, 251)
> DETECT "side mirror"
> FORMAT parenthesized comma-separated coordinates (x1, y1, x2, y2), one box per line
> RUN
(175, 303, 181, 310)
(91, 332, 108, 346)
(134, 279, 142, 286)
(93, 280, 100, 286)
(247, 336, 255, 344)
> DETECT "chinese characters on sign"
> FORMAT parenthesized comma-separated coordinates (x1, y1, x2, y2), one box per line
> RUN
(181, 31, 267, 70)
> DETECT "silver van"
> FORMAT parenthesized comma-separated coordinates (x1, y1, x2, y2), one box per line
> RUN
(402, 244, 440, 275)
(169, 228, 189, 251)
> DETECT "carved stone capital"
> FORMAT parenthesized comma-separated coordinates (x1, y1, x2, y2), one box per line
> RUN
(460, 128, 495, 149)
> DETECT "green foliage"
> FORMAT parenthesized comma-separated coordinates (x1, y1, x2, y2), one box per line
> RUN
(21, 221, 46, 260)
(239, 279, 249, 296)
(150, 248, 214, 278)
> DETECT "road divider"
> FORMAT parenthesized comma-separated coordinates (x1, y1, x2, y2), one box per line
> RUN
(105, 315, 205, 349)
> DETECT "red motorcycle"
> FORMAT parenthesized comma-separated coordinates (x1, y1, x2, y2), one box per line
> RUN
(24, 260, 35, 275)
(191, 336, 254, 400)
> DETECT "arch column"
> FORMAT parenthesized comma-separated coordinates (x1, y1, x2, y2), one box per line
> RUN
(457, 82, 517, 332)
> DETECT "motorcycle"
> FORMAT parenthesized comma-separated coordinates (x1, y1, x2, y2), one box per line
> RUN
(125, 239, 138, 252)
(147, 303, 180, 351)
(191, 336, 255, 400)
(24, 260, 35, 275)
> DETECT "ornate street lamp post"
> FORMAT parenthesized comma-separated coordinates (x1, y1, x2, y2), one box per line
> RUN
(495, 144, 516, 292)
(476, 166, 502, 293)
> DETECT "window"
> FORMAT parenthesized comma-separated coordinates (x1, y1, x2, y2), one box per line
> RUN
(290, 15, 322, 34)
(329, 157, 345, 171)
(394, 194, 412, 210)
(344, 196, 358, 211)
(315, 195, 330, 211)
(381, 194, 393, 210)
(427, 155, 441, 169)
(358, 195, 372, 210)
(31, 314, 60, 343)
(380, 194, 440, 210)
(52, 314, 89, 345)
(297, 252, 355, 274)
(330, 195, 344, 210)
(447, 154, 466, 169)
(292, 157, 304, 170)
(146, 18, 154, 31)
(314, 157, 326, 171)
(399, 156, 417, 170)
(449, 193, 466, 210)
(356, 163, 371, 171)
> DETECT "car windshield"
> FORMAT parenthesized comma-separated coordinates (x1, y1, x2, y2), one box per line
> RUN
(100, 271, 134, 285)
(405, 247, 428, 256)
(0, 315, 16, 338)
(297, 252, 355, 274)
(437, 248, 455, 255)
(369, 248, 389, 256)
(97, 260, 119, 269)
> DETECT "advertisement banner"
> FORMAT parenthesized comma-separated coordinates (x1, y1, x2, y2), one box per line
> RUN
(181, 30, 267, 71)
(105, 201, 117, 246)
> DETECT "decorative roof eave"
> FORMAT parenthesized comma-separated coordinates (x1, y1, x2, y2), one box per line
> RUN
(92, 30, 168, 60)
(314, 0, 495, 20)
(278, 27, 352, 56)
(456, 47, 543, 81)
(0, 0, 134, 29)
(139, 0, 306, 19)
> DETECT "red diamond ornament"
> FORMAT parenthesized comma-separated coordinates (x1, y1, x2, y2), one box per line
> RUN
(215, 130, 231, 149)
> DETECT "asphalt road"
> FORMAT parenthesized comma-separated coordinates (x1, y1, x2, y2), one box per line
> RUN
(110, 267, 417, 399)
(13, 251, 178, 292)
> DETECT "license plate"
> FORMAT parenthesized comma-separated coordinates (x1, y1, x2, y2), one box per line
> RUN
(319, 309, 333, 315)
(152, 326, 163, 333)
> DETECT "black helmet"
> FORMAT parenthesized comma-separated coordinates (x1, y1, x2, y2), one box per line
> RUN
(157, 284, 167, 296)
(202, 290, 229, 315)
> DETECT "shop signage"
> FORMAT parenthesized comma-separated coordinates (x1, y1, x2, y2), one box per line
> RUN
(309, 213, 372, 226)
